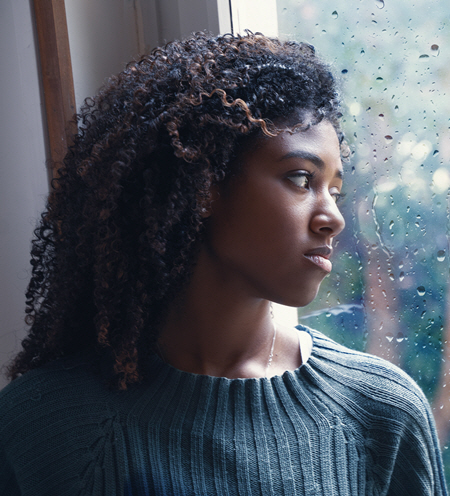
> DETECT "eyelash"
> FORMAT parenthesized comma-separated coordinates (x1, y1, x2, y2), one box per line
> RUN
(332, 192, 346, 205)
(287, 171, 345, 204)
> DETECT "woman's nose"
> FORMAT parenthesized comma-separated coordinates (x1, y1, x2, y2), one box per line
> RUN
(310, 196, 346, 237)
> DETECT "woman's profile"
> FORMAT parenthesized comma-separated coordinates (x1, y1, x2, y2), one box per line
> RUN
(0, 32, 447, 495)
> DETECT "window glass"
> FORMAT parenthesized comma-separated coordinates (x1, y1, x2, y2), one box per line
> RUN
(276, 0, 450, 482)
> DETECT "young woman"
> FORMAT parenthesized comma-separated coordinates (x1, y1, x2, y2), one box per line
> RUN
(0, 32, 447, 495)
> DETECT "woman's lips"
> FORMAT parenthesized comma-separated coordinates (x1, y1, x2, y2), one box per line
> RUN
(304, 254, 332, 272)
(304, 247, 333, 273)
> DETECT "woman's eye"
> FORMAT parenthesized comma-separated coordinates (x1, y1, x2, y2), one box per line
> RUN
(287, 172, 312, 189)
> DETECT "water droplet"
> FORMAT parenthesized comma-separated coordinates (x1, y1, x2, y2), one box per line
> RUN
(419, 54, 429, 59)
(399, 271, 405, 281)
(417, 286, 426, 296)
(332, 10, 338, 18)
(433, 149, 439, 156)
(379, 113, 385, 119)
(389, 220, 394, 229)
(437, 250, 445, 262)
(375, 0, 385, 8)
(394, 105, 399, 112)
(389, 272, 395, 281)
(360, 49, 365, 56)
(431, 44, 440, 56)
(386, 332, 394, 342)
(385, 135, 393, 142)
(341, 69, 348, 74)
(396, 332, 405, 343)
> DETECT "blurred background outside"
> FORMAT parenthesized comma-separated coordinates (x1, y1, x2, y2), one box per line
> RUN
(275, 0, 450, 483)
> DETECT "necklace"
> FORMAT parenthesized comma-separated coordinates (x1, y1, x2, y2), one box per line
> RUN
(265, 323, 277, 377)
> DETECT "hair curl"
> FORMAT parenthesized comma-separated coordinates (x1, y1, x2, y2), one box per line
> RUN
(8, 32, 343, 389)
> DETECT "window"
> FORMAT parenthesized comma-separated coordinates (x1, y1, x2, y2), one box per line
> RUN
(278, 0, 450, 482)
(230, 0, 450, 483)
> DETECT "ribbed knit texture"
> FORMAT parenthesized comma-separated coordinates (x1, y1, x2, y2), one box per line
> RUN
(0, 326, 447, 496)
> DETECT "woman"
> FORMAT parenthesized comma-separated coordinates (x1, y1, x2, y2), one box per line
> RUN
(0, 32, 447, 495)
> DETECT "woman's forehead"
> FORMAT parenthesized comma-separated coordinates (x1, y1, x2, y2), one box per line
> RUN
(246, 119, 341, 161)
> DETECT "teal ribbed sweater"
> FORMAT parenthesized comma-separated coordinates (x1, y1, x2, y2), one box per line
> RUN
(0, 326, 447, 495)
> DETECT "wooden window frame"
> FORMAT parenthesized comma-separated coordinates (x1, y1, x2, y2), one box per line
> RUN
(33, 0, 76, 181)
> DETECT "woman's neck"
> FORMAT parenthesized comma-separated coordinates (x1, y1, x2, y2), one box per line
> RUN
(159, 292, 275, 378)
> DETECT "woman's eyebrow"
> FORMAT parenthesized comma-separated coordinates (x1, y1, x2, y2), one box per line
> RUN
(280, 150, 324, 168)
(280, 150, 344, 179)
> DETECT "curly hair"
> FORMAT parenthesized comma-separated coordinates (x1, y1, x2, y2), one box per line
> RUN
(8, 32, 343, 389)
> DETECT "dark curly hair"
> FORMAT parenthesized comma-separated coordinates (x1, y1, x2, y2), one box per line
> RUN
(8, 32, 343, 389)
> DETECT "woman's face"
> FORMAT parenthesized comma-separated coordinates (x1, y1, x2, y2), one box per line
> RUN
(204, 118, 345, 307)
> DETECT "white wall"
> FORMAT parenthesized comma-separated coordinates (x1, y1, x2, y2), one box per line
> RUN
(64, 0, 232, 109)
(155, 0, 230, 44)
(229, 0, 278, 36)
(65, 0, 150, 110)
(64, 0, 233, 110)
(0, 0, 49, 388)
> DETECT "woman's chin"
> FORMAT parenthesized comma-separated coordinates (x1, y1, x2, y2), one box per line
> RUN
(272, 286, 322, 309)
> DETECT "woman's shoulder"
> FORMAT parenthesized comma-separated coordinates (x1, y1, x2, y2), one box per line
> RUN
(299, 323, 419, 383)
(0, 351, 108, 430)
(295, 325, 447, 494)
(297, 324, 433, 419)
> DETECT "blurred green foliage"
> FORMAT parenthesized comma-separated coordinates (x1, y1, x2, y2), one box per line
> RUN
(277, 0, 450, 484)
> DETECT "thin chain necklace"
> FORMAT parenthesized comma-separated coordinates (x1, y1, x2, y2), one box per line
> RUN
(265, 323, 277, 377)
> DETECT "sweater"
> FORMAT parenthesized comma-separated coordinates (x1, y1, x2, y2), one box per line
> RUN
(0, 326, 447, 496)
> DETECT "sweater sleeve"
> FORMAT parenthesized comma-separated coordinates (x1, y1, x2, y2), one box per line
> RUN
(426, 407, 449, 496)
(385, 398, 448, 496)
